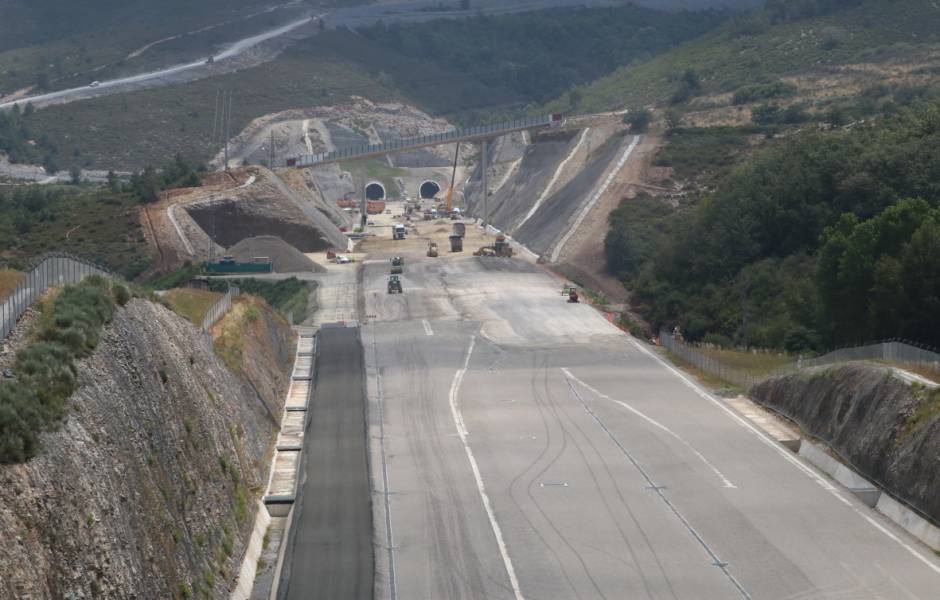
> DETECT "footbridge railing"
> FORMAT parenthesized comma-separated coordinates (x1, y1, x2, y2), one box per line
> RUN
(1, 253, 111, 340)
(285, 114, 560, 168)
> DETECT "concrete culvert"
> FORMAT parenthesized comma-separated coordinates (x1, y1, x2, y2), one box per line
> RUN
(365, 182, 386, 200)
(227, 236, 325, 273)
(419, 181, 441, 199)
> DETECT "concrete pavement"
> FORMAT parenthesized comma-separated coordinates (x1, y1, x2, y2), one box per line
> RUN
(363, 255, 940, 600)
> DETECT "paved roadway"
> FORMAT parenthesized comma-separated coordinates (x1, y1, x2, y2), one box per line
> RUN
(277, 326, 372, 600)
(362, 255, 940, 600)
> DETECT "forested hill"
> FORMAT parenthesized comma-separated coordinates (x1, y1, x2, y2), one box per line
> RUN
(0, 0, 276, 51)
(607, 99, 940, 351)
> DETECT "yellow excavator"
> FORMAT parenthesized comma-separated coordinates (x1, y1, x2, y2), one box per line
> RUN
(444, 142, 460, 214)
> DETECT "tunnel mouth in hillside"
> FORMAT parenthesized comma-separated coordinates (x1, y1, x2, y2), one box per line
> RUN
(419, 181, 441, 199)
(186, 200, 333, 252)
(365, 182, 386, 200)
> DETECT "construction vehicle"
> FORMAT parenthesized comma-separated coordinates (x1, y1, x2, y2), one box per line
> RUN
(392, 224, 406, 240)
(387, 275, 403, 294)
(427, 241, 439, 257)
(444, 142, 460, 214)
(562, 285, 579, 303)
(390, 256, 403, 274)
(473, 234, 514, 258)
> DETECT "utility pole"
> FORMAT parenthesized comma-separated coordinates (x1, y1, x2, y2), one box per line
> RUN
(481, 139, 488, 232)
(269, 129, 275, 168)
(223, 90, 233, 173)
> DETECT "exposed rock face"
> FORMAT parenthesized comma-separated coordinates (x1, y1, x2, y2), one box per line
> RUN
(0, 299, 292, 599)
(751, 364, 940, 523)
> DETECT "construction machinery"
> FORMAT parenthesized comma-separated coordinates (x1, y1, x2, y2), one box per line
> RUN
(562, 285, 579, 303)
(444, 142, 460, 214)
(387, 275, 403, 294)
(473, 234, 514, 258)
(427, 241, 439, 257)
(390, 256, 403, 274)
(392, 224, 406, 240)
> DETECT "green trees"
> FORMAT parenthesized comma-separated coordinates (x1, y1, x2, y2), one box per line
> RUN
(608, 99, 940, 350)
(817, 200, 940, 343)
(358, 6, 729, 107)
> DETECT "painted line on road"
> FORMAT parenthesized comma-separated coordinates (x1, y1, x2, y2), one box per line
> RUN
(564, 378, 753, 600)
(448, 336, 525, 600)
(422, 319, 434, 336)
(370, 323, 398, 600)
(628, 338, 940, 576)
(562, 368, 736, 489)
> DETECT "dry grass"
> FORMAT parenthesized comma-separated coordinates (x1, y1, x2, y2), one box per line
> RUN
(664, 349, 739, 392)
(162, 288, 222, 326)
(697, 347, 796, 378)
(0, 269, 25, 301)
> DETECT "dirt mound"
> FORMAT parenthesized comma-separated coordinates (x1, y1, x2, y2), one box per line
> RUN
(229, 236, 325, 273)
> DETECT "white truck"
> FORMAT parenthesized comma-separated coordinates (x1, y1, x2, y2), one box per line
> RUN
(392, 224, 406, 240)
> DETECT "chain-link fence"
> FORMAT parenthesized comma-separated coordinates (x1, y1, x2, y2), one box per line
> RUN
(201, 286, 240, 334)
(2, 253, 111, 340)
(797, 340, 940, 374)
(659, 330, 759, 389)
(660, 330, 940, 390)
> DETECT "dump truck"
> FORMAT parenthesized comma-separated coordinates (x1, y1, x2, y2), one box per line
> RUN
(390, 256, 403, 274)
(393, 224, 406, 240)
(387, 275, 402, 294)
(427, 241, 439, 257)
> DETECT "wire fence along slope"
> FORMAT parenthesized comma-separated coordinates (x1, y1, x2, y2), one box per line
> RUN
(201, 286, 240, 333)
(660, 329, 940, 391)
(1, 253, 111, 340)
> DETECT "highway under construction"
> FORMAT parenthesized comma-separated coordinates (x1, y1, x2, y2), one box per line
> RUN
(263, 194, 940, 599)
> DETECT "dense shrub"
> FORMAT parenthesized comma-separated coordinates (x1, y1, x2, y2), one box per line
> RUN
(0, 277, 123, 463)
(609, 99, 940, 350)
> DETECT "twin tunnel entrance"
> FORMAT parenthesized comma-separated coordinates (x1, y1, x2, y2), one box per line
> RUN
(364, 180, 442, 201)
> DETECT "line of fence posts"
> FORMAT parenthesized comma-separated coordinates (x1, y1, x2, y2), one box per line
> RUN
(658, 330, 940, 390)
(201, 286, 240, 335)
(2, 254, 110, 340)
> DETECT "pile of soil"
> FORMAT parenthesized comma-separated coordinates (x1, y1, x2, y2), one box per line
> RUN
(228, 236, 325, 273)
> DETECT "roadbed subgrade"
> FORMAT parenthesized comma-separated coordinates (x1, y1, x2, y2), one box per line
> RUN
(277, 326, 373, 600)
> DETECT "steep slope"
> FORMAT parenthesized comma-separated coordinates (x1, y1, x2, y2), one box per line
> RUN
(752, 364, 940, 524)
(556, 0, 940, 116)
(0, 298, 292, 599)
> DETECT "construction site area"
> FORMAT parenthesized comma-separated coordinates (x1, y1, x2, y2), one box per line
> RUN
(120, 97, 939, 600)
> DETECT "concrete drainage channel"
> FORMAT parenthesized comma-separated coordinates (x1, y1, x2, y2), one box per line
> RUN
(233, 331, 316, 600)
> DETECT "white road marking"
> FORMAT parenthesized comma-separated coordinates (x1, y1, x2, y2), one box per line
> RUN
(628, 338, 940, 576)
(549, 135, 641, 263)
(448, 336, 525, 600)
(562, 368, 736, 489)
(422, 319, 434, 336)
(371, 324, 397, 600)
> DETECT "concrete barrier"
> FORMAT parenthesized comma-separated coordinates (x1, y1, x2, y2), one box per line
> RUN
(798, 441, 881, 507)
(876, 494, 940, 550)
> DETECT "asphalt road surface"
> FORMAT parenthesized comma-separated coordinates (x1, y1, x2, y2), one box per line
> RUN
(362, 256, 940, 599)
(277, 326, 372, 600)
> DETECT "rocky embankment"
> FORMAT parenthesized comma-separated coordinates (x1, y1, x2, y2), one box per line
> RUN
(752, 364, 940, 523)
(0, 298, 293, 599)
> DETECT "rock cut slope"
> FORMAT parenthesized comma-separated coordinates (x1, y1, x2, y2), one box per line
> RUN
(0, 298, 291, 599)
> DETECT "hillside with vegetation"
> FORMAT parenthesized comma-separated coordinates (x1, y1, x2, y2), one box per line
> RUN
(608, 99, 940, 352)
(553, 0, 940, 120)
(356, 5, 730, 112)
